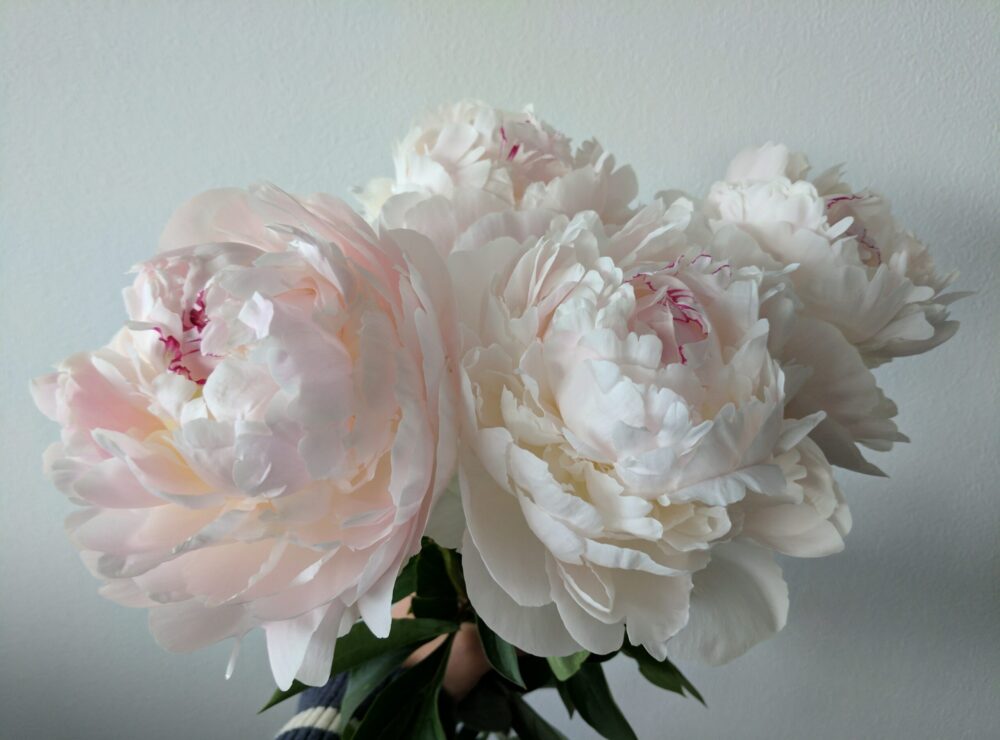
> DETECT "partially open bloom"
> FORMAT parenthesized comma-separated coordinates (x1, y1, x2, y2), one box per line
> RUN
(698, 145, 962, 474)
(704, 143, 962, 367)
(356, 100, 638, 256)
(451, 203, 848, 663)
(32, 185, 457, 689)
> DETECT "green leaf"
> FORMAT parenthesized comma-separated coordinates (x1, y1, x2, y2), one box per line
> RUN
(259, 680, 310, 714)
(392, 553, 420, 603)
(352, 636, 454, 740)
(338, 649, 410, 728)
(564, 662, 637, 740)
(258, 617, 457, 712)
(476, 616, 525, 688)
(417, 539, 458, 598)
(436, 685, 458, 740)
(517, 654, 558, 691)
(455, 674, 513, 733)
(546, 651, 589, 681)
(332, 618, 458, 675)
(440, 548, 466, 599)
(555, 680, 576, 718)
(622, 644, 705, 705)
(508, 694, 569, 740)
(413, 541, 460, 620)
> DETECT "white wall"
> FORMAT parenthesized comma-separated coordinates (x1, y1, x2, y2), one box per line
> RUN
(2, 2, 997, 738)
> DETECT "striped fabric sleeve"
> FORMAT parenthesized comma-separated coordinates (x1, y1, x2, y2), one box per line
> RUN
(273, 669, 403, 740)
(274, 674, 347, 740)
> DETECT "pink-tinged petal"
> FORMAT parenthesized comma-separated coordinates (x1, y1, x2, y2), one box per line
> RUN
(132, 558, 192, 603)
(178, 540, 280, 604)
(92, 429, 214, 500)
(174, 419, 238, 493)
(231, 419, 310, 497)
(249, 547, 368, 622)
(30, 373, 59, 420)
(43, 442, 94, 498)
(59, 350, 162, 442)
(263, 303, 355, 481)
(202, 358, 276, 422)
(69, 506, 216, 555)
(158, 188, 274, 252)
(149, 601, 252, 653)
(237, 544, 327, 603)
(236, 292, 274, 340)
(388, 381, 434, 522)
(72, 457, 164, 508)
(98, 579, 159, 609)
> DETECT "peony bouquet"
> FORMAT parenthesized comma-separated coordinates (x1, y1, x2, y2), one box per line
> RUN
(33, 101, 963, 739)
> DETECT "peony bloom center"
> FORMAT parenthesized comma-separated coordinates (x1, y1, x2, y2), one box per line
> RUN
(630, 263, 715, 366)
(825, 193, 883, 267)
(152, 289, 216, 385)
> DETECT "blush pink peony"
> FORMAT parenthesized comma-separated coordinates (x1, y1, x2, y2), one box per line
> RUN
(32, 185, 457, 689)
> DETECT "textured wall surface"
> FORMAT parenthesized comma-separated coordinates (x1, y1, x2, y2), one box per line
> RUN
(2, 2, 997, 738)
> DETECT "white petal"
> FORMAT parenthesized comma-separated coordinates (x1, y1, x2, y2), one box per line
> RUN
(357, 569, 395, 639)
(294, 603, 347, 688)
(546, 559, 624, 654)
(459, 447, 552, 607)
(462, 532, 580, 657)
(669, 540, 788, 665)
(264, 604, 331, 690)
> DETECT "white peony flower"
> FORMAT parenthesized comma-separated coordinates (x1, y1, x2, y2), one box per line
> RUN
(356, 100, 639, 256)
(705, 143, 962, 366)
(32, 185, 458, 690)
(698, 144, 963, 474)
(450, 202, 848, 663)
